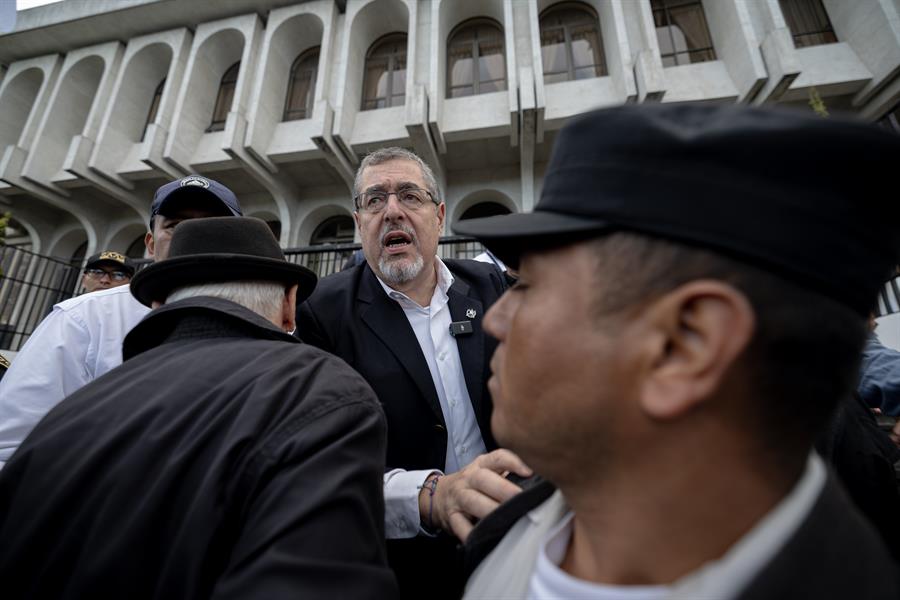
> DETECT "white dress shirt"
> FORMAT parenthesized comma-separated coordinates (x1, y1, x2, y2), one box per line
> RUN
(0, 285, 149, 468)
(379, 257, 488, 538)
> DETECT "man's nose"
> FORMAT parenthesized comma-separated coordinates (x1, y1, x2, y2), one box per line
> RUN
(483, 293, 511, 340)
(382, 194, 406, 219)
(99, 272, 112, 280)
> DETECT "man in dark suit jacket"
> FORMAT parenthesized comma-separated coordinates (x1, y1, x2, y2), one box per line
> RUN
(454, 104, 900, 598)
(296, 148, 530, 598)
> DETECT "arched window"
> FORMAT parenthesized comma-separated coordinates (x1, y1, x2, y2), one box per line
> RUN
(207, 62, 240, 132)
(447, 19, 506, 98)
(284, 47, 319, 121)
(140, 78, 165, 142)
(539, 3, 607, 84)
(311, 215, 355, 245)
(361, 34, 407, 110)
(779, 0, 837, 48)
(651, 0, 716, 66)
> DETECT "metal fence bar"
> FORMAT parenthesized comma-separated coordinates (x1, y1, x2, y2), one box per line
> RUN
(0, 245, 81, 351)
(0, 237, 488, 350)
(7, 238, 900, 351)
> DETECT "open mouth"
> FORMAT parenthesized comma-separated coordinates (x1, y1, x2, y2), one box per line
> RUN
(382, 231, 413, 253)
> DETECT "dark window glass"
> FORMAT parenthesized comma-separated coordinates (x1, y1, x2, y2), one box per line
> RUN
(125, 235, 146, 259)
(779, 0, 837, 48)
(207, 61, 240, 132)
(651, 0, 716, 67)
(311, 215, 355, 245)
(140, 78, 165, 142)
(362, 34, 407, 110)
(284, 47, 319, 121)
(447, 19, 506, 98)
(539, 3, 607, 84)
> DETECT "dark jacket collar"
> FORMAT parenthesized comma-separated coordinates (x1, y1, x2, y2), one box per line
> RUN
(124, 296, 298, 360)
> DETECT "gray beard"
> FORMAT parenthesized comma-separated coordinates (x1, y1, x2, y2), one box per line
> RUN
(378, 252, 425, 286)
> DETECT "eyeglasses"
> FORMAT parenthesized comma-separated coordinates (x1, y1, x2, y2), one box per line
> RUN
(83, 268, 130, 281)
(354, 187, 437, 214)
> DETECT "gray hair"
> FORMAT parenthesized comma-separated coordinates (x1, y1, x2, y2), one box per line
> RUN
(166, 280, 286, 322)
(353, 147, 439, 204)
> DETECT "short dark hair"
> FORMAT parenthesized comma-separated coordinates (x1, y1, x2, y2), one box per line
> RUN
(588, 232, 867, 452)
(354, 147, 439, 202)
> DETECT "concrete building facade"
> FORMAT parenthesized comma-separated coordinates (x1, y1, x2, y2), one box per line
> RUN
(0, 0, 897, 262)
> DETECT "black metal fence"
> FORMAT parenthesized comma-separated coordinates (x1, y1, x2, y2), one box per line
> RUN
(6, 236, 900, 352)
(0, 245, 82, 351)
(0, 236, 487, 351)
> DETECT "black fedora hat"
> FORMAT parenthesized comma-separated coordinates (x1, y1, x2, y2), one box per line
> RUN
(454, 103, 900, 316)
(131, 217, 316, 307)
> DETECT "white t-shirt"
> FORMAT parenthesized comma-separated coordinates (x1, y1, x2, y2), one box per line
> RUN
(528, 512, 669, 600)
(0, 285, 149, 468)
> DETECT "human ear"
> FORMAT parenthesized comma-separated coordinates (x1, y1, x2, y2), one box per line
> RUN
(638, 281, 755, 420)
(282, 285, 298, 333)
(437, 202, 446, 232)
(145, 231, 155, 257)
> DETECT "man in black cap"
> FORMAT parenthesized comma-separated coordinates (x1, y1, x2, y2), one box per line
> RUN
(456, 104, 900, 598)
(80, 250, 135, 293)
(0, 174, 241, 469)
(0, 217, 398, 599)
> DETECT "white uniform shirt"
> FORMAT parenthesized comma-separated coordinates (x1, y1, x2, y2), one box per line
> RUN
(0, 285, 149, 468)
(380, 257, 488, 538)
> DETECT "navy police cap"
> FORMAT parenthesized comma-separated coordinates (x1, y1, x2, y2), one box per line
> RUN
(149, 175, 242, 229)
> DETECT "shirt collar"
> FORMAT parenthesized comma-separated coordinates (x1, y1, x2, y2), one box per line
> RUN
(669, 452, 826, 599)
(375, 256, 455, 307)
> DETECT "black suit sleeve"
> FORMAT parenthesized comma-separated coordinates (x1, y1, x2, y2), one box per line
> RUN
(211, 394, 397, 599)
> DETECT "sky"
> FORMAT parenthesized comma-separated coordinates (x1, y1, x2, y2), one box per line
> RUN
(17, 0, 63, 9)
(0, 0, 63, 32)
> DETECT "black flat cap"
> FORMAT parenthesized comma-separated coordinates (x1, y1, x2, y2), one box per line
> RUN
(454, 104, 900, 316)
(131, 217, 316, 307)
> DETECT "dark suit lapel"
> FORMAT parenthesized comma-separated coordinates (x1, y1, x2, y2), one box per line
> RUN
(448, 279, 486, 419)
(358, 267, 446, 424)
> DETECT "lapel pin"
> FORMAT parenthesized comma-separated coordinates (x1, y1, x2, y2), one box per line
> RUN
(466, 308, 476, 319)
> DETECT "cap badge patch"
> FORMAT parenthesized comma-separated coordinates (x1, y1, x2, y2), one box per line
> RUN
(180, 175, 210, 189)
(98, 251, 126, 263)
(466, 308, 476, 319)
